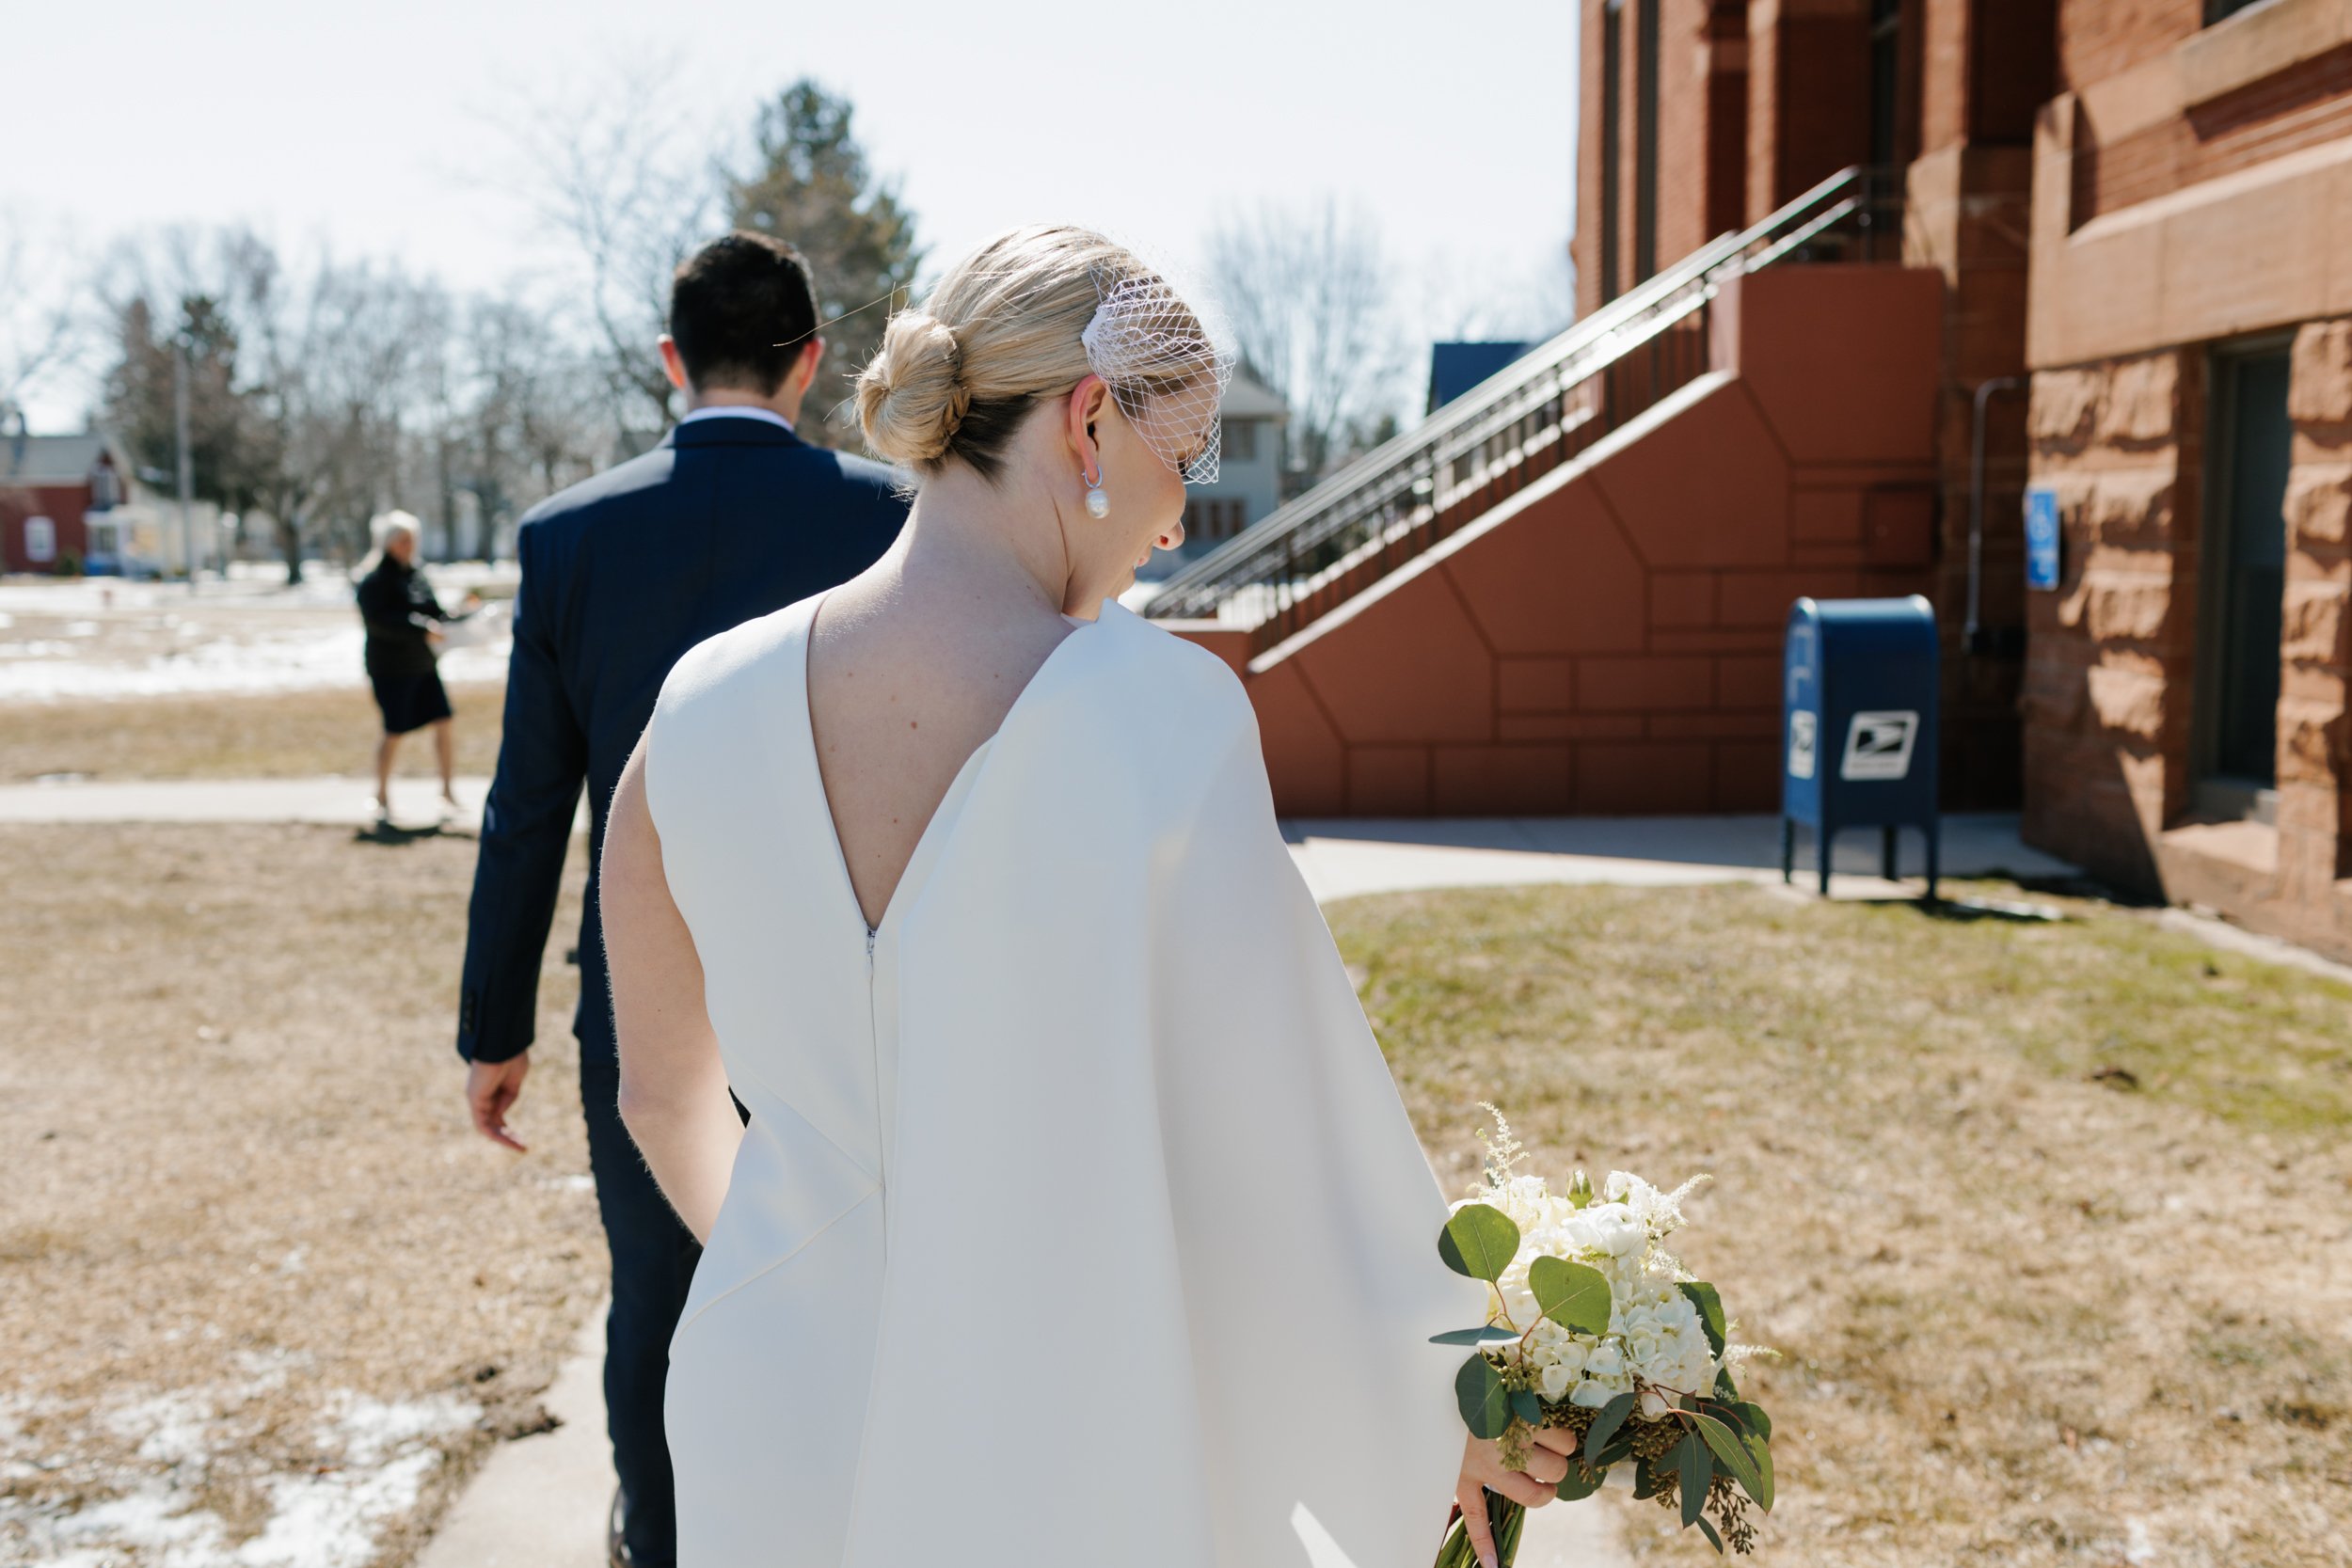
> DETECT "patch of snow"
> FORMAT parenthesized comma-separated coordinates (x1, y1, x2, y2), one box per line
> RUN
(0, 626, 510, 701)
(319, 1392, 476, 1468)
(101, 1391, 215, 1467)
(231, 1449, 440, 1567)
(5, 1384, 478, 1568)
(2124, 1517, 2155, 1565)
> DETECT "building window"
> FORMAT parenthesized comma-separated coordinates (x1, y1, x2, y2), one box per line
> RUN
(1601, 2, 1622, 302)
(24, 515, 56, 564)
(1634, 0, 1660, 282)
(2197, 345, 2291, 810)
(1225, 419, 1257, 464)
(1869, 0, 1902, 169)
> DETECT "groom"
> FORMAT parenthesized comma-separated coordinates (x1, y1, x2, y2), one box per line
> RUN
(454, 232, 906, 1568)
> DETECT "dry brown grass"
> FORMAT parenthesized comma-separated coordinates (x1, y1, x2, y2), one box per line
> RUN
(0, 687, 507, 782)
(1334, 881, 2352, 1568)
(0, 823, 597, 1566)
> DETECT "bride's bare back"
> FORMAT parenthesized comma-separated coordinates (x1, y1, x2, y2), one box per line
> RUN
(806, 565, 1073, 930)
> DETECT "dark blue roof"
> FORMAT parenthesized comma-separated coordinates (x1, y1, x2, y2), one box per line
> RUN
(1427, 341, 1532, 414)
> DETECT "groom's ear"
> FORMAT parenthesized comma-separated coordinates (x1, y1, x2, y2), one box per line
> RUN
(658, 336, 690, 393)
(795, 338, 824, 392)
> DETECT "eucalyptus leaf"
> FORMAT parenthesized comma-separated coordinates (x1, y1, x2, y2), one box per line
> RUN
(1692, 1411, 1766, 1507)
(1454, 1355, 1513, 1440)
(1678, 1281, 1727, 1356)
(1555, 1459, 1603, 1501)
(1583, 1391, 1638, 1467)
(1714, 1367, 1740, 1402)
(1695, 1514, 1726, 1555)
(1438, 1204, 1521, 1285)
(1730, 1401, 1772, 1441)
(1510, 1387, 1545, 1428)
(1530, 1257, 1613, 1337)
(1631, 1454, 1661, 1500)
(1428, 1325, 1521, 1346)
(1676, 1431, 1710, 1528)
(1741, 1427, 1774, 1512)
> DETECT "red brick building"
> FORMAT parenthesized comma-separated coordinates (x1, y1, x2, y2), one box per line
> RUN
(2019, 0, 2352, 958)
(1150, 0, 2351, 958)
(1, 434, 130, 575)
(1567, 0, 2352, 957)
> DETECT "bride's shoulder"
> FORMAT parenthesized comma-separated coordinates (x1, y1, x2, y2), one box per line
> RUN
(657, 595, 819, 716)
(1057, 603, 1255, 744)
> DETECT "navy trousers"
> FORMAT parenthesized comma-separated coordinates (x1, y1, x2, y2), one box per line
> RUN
(578, 1047, 701, 1568)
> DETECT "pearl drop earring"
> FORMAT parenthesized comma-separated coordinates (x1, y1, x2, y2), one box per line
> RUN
(1083, 466, 1110, 520)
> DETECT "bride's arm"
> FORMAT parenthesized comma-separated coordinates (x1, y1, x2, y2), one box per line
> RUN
(602, 738, 742, 1243)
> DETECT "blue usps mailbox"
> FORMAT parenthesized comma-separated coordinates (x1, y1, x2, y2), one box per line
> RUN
(1781, 596, 1940, 897)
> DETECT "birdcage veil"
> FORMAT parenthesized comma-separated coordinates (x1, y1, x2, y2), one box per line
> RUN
(1078, 249, 1235, 484)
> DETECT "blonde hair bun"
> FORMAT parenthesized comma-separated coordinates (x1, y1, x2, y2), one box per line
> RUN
(857, 311, 969, 467)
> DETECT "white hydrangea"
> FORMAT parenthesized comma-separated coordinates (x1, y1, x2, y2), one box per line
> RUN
(1465, 1163, 1723, 1415)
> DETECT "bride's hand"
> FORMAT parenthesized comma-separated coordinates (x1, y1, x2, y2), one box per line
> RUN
(1454, 1428, 1576, 1566)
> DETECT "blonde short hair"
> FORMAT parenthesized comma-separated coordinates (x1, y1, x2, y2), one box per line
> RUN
(855, 226, 1213, 480)
(370, 510, 421, 553)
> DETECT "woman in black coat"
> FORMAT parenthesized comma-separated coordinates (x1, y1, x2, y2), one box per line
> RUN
(356, 511, 472, 821)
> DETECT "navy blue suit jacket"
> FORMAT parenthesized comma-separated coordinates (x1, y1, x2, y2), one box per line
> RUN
(456, 417, 906, 1064)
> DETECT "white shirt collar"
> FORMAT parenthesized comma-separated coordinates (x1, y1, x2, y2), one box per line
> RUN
(678, 405, 795, 434)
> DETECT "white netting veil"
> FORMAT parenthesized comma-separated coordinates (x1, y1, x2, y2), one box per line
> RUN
(1079, 267, 1235, 484)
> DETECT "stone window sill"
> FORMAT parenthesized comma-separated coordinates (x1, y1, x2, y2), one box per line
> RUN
(2178, 0, 2352, 111)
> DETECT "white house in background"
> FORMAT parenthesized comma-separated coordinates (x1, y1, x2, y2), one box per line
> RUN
(1153, 372, 1287, 575)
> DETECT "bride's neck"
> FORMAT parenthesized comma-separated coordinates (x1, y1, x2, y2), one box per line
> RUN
(894, 467, 1076, 623)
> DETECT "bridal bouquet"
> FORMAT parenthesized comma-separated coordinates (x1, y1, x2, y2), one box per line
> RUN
(1432, 1113, 1773, 1563)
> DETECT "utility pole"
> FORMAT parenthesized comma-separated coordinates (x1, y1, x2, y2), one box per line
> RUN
(174, 340, 196, 592)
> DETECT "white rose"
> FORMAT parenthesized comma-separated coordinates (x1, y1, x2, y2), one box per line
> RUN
(1586, 1205, 1645, 1259)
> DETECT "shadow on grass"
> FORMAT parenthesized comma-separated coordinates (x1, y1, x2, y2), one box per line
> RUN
(352, 820, 477, 847)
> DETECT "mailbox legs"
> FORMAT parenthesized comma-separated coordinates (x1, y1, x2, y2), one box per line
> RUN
(1926, 820, 1941, 903)
(1780, 817, 1795, 884)
(1881, 824, 1898, 881)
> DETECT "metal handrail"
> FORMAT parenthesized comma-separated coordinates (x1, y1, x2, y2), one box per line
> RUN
(1146, 166, 1902, 641)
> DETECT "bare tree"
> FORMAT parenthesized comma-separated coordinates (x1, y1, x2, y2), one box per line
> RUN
(1206, 198, 1405, 480)
(0, 210, 89, 426)
(485, 53, 721, 441)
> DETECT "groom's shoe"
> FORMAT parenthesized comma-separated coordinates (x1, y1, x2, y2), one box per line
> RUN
(608, 1485, 630, 1568)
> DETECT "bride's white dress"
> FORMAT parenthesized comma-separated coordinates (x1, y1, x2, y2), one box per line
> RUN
(644, 594, 1482, 1567)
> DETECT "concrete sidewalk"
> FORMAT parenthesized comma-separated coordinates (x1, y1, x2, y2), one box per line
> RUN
(0, 774, 497, 828)
(0, 774, 2071, 895)
(1287, 810, 2076, 903)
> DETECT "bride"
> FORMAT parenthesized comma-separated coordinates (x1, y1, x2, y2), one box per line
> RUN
(600, 225, 1577, 1568)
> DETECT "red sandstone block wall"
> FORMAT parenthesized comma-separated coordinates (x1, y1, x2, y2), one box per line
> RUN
(1198, 266, 1948, 818)
(1576, 0, 1751, 318)
(2056, 0, 2203, 90)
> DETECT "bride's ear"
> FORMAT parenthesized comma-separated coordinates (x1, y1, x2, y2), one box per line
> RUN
(1064, 374, 1111, 473)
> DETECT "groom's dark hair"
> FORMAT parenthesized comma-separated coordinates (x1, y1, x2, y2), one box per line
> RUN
(668, 232, 820, 396)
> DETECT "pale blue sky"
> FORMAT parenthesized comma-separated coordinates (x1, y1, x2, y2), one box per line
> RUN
(6, 0, 1577, 424)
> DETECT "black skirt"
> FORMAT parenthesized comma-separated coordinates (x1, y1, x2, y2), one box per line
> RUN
(371, 669, 453, 735)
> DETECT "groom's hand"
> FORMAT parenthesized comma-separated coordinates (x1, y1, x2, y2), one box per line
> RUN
(467, 1052, 532, 1152)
